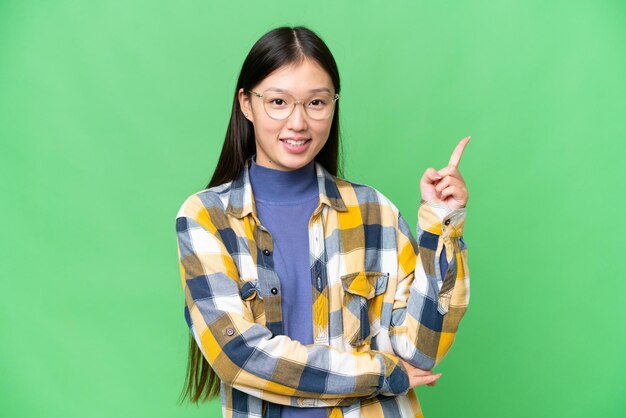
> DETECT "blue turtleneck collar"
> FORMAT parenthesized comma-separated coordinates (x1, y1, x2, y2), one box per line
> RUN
(249, 154, 318, 204)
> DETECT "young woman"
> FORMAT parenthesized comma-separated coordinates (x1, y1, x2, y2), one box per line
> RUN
(175, 26, 471, 418)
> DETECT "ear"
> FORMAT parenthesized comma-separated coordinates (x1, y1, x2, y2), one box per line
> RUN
(238, 88, 253, 122)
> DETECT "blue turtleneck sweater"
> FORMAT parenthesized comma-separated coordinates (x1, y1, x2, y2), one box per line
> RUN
(248, 155, 448, 416)
(249, 155, 325, 418)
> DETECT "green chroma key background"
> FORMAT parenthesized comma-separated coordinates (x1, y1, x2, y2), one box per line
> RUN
(1, 1, 624, 417)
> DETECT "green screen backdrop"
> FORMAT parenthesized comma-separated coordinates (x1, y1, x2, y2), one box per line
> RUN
(2, 1, 625, 417)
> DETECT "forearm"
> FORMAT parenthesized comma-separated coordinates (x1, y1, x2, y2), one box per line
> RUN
(186, 290, 408, 397)
(226, 380, 368, 408)
(389, 201, 470, 369)
(178, 214, 409, 400)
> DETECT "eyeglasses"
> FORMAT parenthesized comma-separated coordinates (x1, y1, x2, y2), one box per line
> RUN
(247, 89, 339, 121)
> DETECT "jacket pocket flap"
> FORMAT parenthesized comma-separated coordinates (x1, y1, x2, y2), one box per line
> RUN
(341, 271, 388, 299)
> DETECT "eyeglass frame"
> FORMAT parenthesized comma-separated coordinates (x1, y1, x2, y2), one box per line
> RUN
(246, 89, 339, 121)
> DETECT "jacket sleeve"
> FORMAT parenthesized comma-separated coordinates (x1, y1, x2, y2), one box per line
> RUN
(175, 196, 409, 407)
(389, 199, 470, 370)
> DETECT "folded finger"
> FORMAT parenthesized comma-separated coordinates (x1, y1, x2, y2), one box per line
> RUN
(417, 373, 442, 386)
(434, 176, 452, 193)
(440, 185, 458, 200)
(437, 166, 464, 181)
(412, 368, 434, 377)
(440, 185, 468, 204)
(436, 176, 466, 194)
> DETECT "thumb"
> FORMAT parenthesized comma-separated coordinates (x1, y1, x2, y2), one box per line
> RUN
(421, 167, 443, 186)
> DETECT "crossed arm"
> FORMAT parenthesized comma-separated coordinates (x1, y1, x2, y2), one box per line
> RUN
(175, 197, 469, 407)
(175, 199, 409, 408)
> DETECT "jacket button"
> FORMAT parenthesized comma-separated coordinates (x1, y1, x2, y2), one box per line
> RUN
(263, 249, 271, 256)
(444, 219, 451, 225)
(225, 328, 235, 336)
(270, 287, 278, 295)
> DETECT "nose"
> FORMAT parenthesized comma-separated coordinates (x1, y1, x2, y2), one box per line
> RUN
(286, 102, 308, 131)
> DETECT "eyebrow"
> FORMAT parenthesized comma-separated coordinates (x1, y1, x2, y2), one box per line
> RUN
(265, 87, 333, 94)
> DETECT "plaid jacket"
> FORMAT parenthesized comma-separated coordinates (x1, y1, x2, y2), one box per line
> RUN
(175, 157, 470, 418)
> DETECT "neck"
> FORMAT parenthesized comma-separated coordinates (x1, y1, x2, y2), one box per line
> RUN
(249, 155, 318, 204)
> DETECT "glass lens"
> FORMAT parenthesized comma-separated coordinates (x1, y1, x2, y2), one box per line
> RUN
(261, 91, 336, 120)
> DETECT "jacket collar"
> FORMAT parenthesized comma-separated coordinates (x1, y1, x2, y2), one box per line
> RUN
(225, 155, 347, 219)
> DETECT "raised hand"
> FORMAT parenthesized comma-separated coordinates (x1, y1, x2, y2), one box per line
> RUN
(419, 136, 470, 210)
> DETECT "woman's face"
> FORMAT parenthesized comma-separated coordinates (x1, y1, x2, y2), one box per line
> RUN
(238, 59, 336, 171)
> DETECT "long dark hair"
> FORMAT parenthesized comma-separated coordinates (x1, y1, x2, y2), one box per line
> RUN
(178, 26, 343, 405)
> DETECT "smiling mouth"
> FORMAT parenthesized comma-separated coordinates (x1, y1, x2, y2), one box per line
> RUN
(280, 138, 311, 146)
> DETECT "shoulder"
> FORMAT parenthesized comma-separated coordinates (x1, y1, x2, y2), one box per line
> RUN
(333, 175, 400, 219)
(175, 181, 233, 220)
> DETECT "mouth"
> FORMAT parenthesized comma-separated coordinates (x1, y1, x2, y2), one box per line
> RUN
(280, 138, 311, 146)
(280, 137, 312, 153)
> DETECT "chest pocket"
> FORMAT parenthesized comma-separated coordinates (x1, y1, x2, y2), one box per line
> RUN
(340, 271, 389, 346)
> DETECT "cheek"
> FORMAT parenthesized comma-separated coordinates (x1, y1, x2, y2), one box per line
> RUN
(317, 124, 333, 143)
(256, 120, 283, 139)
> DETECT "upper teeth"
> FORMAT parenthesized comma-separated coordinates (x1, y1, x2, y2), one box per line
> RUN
(285, 139, 307, 145)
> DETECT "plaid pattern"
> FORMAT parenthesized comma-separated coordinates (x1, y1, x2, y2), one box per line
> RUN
(175, 157, 470, 418)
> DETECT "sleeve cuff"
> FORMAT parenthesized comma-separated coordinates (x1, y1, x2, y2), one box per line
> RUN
(376, 352, 409, 397)
(418, 199, 466, 238)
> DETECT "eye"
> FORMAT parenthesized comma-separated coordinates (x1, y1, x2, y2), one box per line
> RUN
(267, 95, 290, 107)
(309, 99, 327, 107)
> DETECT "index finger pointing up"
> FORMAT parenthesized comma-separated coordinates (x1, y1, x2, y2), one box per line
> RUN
(448, 136, 471, 168)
